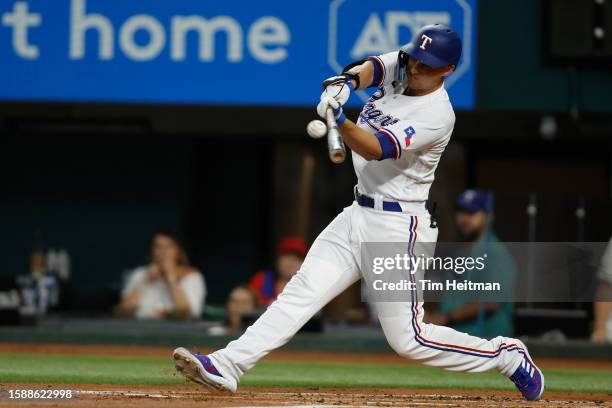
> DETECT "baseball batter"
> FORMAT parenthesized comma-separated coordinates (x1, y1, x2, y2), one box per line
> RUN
(173, 24, 545, 401)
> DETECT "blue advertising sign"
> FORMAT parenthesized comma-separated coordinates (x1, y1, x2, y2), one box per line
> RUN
(0, 0, 477, 108)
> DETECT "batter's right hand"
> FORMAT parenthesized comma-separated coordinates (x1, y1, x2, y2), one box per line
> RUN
(317, 96, 346, 125)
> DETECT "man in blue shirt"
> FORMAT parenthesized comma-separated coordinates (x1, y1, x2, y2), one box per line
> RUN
(429, 190, 517, 338)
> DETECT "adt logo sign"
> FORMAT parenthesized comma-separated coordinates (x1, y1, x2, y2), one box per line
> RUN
(328, 0, 476, 109)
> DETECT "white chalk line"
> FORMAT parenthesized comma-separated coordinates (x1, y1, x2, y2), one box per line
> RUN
(76, 390, 178, 399)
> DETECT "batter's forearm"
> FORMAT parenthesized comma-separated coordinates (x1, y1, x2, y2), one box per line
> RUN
(346, 60, 375, 90)
(339, 119, 382, 161)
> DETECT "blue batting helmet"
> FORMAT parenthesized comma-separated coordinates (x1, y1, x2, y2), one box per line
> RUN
(399, 24, 462, 69)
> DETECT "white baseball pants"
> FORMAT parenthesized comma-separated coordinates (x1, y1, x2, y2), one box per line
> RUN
(210, 202, 524, 383)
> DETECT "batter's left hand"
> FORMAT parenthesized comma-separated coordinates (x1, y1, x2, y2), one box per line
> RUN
(320, 75, 354, 106)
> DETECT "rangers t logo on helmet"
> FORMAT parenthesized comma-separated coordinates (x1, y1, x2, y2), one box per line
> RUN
(419, 35, 434, 50)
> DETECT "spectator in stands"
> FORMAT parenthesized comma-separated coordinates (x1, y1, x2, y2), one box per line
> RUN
(115, 231, 206, 319)
(249, 237, 307, 307)
(207, 285, 259, 336)
(591, 237, 612, 343)
(427, 190, 517, 338)
(226, 285, 259, 331)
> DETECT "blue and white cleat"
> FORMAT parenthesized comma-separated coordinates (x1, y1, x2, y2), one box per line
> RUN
(509, 344, 545, 401)
(173, 347, 237, 393)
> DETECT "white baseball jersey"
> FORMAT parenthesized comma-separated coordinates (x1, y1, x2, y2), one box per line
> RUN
(354, 51, 455, 203)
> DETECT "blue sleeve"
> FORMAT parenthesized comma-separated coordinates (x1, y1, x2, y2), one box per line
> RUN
(367, 56, 385, 88)
(374, 130, 400, 160)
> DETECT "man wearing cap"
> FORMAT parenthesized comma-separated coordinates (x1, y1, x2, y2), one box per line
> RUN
(174, 24, 545, 401)
(429, 190, 517, 338)
(248, 237, 308, 307)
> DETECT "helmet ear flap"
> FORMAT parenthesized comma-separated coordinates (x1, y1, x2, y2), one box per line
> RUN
(398, 50, 409, 68)
(397, 50, 409, 81)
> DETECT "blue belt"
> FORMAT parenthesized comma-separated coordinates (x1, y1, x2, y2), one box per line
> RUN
(355, 189, 403, 212)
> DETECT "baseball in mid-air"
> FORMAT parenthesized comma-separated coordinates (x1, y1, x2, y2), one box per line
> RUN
(306, 120, 327, 139)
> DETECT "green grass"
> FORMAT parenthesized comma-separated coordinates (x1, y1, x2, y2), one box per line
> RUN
(0, 353, 610, 393)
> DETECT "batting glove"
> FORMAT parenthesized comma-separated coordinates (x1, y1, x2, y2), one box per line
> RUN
(317, 96, 347, 125)
(320, 74, 355, 107)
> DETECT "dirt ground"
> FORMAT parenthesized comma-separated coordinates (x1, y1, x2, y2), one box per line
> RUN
(1, 384, 611, 408)
(0, 344, 611, 407)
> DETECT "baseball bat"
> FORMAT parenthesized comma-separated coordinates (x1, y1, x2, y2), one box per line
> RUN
(325, 107, 346, 164)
